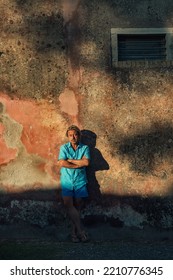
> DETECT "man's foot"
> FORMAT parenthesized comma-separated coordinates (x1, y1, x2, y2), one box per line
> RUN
(78, 231, 90, 243)
(71, 233, 80, 243)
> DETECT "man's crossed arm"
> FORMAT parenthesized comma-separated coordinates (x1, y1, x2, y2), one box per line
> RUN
(58, 157, 90, 168)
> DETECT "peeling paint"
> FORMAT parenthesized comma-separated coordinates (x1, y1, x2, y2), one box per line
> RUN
(59, 88, 78, 116)
(1, 0, 173, 228)
(0, 123, 17, 165)
(0, 94, 63, 188)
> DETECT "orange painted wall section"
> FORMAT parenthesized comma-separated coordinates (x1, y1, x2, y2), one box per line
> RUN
(0, 93, 66, 190)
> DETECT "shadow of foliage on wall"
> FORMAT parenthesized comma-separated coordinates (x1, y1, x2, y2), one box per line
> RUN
(118, 123, 173, 174)
(17, 14, 65, 53)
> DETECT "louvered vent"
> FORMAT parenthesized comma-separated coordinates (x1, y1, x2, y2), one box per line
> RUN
(118, 34, 166, 61)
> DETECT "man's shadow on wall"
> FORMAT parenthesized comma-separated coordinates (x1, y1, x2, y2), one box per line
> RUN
(81, 130, 109, 202)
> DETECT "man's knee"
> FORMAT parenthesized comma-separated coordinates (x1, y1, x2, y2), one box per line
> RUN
(74, 198, 83, 210)
(63, 196, 73, 209)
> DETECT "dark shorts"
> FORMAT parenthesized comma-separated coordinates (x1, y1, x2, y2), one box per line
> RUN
(62, 184, 88, 198)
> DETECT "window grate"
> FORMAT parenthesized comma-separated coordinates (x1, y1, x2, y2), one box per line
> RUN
(118, 34, 166, 61)
(111, 28, 173, 67)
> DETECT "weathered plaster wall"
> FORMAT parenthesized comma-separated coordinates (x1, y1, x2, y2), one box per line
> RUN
(1, 0, 173, 228)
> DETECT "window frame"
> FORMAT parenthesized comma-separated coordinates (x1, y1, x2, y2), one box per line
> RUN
(111, 28, 173, 67)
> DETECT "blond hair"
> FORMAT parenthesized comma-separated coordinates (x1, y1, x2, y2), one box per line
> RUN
(66, 125, 81, 137)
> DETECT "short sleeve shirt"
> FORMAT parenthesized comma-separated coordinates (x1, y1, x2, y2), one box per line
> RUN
(58, 142, 90, 190)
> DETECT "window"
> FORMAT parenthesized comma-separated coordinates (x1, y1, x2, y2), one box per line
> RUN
(111, 28, 173, 67)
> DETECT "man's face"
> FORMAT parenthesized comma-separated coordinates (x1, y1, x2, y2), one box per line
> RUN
(67, 129, 80, 145)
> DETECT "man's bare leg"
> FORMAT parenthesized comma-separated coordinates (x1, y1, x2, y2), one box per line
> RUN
(63, 196, 83, 237)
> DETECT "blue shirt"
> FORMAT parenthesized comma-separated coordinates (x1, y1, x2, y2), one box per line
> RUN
(58, 142, 90, 190)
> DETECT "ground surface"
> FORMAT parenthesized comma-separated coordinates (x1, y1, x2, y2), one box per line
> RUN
(0, 222, 173, 260)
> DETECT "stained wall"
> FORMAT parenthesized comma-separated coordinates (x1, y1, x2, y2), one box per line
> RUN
(1, 0, 173, 227)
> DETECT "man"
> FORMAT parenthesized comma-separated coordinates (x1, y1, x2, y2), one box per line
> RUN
(58, 125, 90, 242)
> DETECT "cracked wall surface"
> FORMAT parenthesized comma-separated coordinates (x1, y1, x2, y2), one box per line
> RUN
(1, 0, 173, 227)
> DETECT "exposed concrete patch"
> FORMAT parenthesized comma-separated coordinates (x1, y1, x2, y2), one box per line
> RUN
(1, 107, 23, 150)
(0, 153, 56, 189)
(0, 123, 17, 165)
